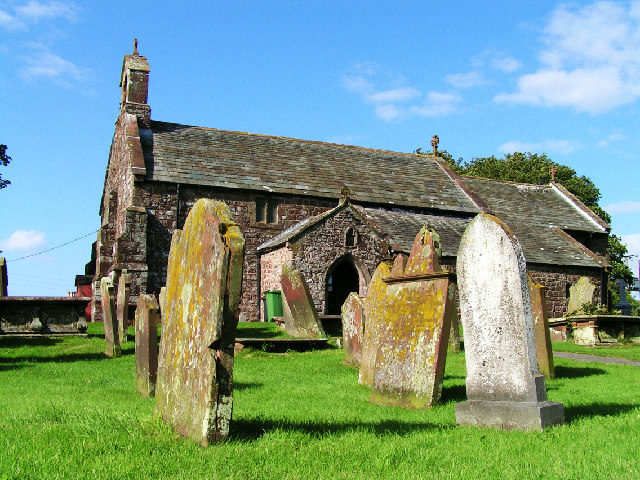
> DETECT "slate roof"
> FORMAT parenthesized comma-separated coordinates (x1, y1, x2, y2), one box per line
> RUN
(258, 202, 605, 268)
(139, 121, 479, 214)
(461, 177, 608, 233)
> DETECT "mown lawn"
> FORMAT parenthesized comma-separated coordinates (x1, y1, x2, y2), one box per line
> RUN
(0, 324, 639, 480)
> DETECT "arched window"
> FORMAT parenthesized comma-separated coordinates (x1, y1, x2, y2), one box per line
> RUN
(345, 227, 358, 247)
(325, 256, 360, 315)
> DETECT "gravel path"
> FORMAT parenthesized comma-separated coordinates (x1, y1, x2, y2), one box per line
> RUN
(553, 351, 640, 367)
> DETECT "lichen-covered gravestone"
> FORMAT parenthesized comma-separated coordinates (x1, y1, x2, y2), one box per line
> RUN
(155, 199, 245, 446)
(101, 275, 120, 357)
(566, 276, 597, 315)
(455, 214, 564, 430)
(135, 294, 159, 397)
(116, 269, 132, 344)
(280, 264, 325, 338)
(342, 293, 365, 366)
(370, 226, 456, 409)
(359, 259, 393, 387)
(528, 278, 555, 380)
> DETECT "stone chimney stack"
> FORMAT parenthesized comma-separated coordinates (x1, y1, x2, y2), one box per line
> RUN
(120, 38, 151, 126)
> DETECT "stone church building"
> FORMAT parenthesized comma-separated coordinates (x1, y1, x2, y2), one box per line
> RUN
(92, 46, 611, 322)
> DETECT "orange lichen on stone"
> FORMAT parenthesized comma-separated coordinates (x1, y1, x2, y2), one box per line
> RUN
(359, 259, 394, 387)
(368, 226, 455, 409)
(528, 276, 555, 380)
(154, 199, 245, 446)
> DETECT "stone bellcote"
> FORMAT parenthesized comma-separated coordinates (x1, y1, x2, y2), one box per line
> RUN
(120, 39, 151, 126)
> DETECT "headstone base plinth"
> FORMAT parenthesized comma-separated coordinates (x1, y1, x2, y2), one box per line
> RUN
(455, 400, 564, 431)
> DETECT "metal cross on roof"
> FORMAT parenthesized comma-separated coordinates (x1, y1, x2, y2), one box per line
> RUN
(431, 135, 439, 154)
(133, 38, 139, 56)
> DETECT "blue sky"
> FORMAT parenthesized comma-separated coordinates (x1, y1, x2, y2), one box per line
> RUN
(1, 1, 639, 296)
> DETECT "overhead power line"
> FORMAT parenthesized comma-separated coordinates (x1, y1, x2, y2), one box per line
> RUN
(5, 229, 99, 262)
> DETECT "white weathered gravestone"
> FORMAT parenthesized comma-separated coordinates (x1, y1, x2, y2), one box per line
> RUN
(455, 214, 564, 430)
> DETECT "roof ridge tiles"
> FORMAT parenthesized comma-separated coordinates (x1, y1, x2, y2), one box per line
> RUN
(150, 120, 429, 158)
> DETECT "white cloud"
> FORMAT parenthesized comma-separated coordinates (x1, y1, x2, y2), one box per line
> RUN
(410, 92, 462, 117)
(367, 87, 420, 103)
(21, 48, 82, 80)
(445, 72, 487, 89)
(374, 104, 401, 121)
(596, 133, 627, 147)
(495, 1, 640, 114)
(15, 1, 76, 21)
(492, 56, 522, 73)
(0, 1, 76, 30)
(498, 139, 582, 155)
(622, 233, 640, 264)
(0, 230, 46, 251)
(604, 201, 640, 215)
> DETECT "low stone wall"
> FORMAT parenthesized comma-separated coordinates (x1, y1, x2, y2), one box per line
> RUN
(549, 315, 640, 346)
(0, 297, 89, 335)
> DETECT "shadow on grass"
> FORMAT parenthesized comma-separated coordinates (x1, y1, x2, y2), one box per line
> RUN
(440, 384, 466, 403)
(234, 382, 264, 392)
(231, 417, 442, 440)
(0, 336, 64, 348)
(236, 325, 289, 339)
(554, 365, 607, 379)
(564, 402, 638, 423)
(0, 349, 135, 366)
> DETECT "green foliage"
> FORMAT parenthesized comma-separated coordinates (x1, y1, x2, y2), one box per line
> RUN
(0, 144, 10, 190)
(416, 146, 635, 289)
(1, 324, 640, 479)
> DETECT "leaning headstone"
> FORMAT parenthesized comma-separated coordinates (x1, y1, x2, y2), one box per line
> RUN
(359, 259, 393, 386)
(155, 199, 245, 446)
(448, 312, 462, 353)
(116, 269, 132, 344)
(158, 286, 167, 321)
(135, 294, 159, 397)
(566, 276, 597, 315)
(0, 257, 7, 296)
(341, 293, 365, 366)
(528, 277, 555, 380)
(280, 264, 325, 338)
(455, 214, 564, 430)
(100, 275, 120, 357)
(370, 226, 456, 409)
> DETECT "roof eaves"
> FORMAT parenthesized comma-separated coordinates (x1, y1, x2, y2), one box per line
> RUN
(551, 226, 610, 268)
(550, 182, 610, 232)
(432, 158, 489, 214)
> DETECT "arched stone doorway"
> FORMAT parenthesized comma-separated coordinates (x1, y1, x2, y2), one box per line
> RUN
(325, 256, 360, 315)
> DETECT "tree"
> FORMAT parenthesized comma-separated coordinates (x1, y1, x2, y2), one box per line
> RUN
(416, 149, 634, 291)
(0, 144, 11, 190)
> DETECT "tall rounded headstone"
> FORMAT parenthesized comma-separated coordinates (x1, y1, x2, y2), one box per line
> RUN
(455, 214, 564, 430)
(155, 199, 245, 446)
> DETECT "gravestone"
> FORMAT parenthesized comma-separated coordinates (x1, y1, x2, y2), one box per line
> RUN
(359, 259, 393, 387)
(0, 257, 7, 296)
(280, 264, 325, 338)
(449, 313, 461, 353)
(155, 199, 245, 446)
(135, 294, 159, 397)
(100, 276, 120, 357)
(159, 286, 167, 321)
(116, 269, 132, 344)
(528, 278, 555, 380)
(567, 276, 597, 315)
(615, 279, 632, 316)
(455, 214, 564, 430)
(370, 226, 456, 409)
(341, 293, 365, 366)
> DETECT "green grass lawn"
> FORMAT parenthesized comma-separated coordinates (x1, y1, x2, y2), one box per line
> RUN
(0, 324, 639, 479)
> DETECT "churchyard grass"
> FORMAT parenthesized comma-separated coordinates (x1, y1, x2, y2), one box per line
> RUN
(1, 324, 639, 479)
